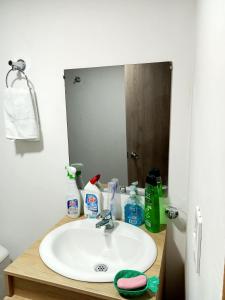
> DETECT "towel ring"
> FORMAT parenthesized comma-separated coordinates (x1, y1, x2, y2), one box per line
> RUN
(5, 59, 30, 88)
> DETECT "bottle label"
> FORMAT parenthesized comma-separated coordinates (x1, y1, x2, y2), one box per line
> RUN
(85, 193, 98, 217)
(67, 199, 78, 215)
(145, 186, 160, 232)
(125, 204, 144, 226)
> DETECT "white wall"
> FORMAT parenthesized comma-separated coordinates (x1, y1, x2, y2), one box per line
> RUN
(186, 0, 225, 299)
(0, 1, 195, 298)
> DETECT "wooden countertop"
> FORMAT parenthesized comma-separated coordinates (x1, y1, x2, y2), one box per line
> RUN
(5, 216, 166, 300)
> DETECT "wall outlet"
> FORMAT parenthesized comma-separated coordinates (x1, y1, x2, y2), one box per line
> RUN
(193, 206, 202, 274)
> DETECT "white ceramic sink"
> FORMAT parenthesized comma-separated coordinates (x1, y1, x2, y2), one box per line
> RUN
(39, 219, 157, 282)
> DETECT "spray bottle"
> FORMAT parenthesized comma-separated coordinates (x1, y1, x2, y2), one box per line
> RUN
(65, 165, 81, 218)
(71, 163, 85, 190)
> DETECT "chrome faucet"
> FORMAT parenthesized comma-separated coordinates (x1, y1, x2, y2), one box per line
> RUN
(96, 209, 114, 230)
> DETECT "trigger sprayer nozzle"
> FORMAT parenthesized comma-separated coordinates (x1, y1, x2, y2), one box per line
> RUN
(65, 165, 76, 179)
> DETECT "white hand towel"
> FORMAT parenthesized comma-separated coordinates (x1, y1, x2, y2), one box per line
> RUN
(3, 87, 40, 140)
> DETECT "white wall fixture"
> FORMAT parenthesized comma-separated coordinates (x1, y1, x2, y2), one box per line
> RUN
(193, 206, 202, 274)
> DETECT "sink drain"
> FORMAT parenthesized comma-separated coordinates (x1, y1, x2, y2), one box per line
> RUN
(94, 263, 108, 272)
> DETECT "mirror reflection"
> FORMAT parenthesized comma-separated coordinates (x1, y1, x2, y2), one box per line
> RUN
(64, 62, 172, 187)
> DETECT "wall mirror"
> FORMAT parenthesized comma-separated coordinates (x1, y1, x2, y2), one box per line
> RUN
(64, 62, 172, 187)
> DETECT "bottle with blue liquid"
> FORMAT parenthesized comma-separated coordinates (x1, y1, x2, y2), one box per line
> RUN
(124, 184, 144, 226)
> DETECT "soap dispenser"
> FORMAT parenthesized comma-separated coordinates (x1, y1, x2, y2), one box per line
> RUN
(124, 184, 144, 226)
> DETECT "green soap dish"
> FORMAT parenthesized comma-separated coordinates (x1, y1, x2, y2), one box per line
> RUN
(114, 270, 159, 298)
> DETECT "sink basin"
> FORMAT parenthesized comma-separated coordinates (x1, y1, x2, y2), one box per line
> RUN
(39, 219, 157, 282)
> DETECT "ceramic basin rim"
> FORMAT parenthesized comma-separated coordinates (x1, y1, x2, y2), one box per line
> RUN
(39, 219, 157, 282)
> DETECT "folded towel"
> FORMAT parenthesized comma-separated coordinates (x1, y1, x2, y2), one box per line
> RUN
(3, 87, 40, 140)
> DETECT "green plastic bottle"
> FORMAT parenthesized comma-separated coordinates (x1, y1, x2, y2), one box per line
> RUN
(149, 168, 163, 197)
(145, 175, 160, 233)
(149, 168, 167, 224)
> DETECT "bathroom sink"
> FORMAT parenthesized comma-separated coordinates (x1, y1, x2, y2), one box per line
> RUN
(39, 219, 157, 282)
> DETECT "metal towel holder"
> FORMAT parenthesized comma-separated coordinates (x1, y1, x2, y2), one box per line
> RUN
(5, 59, 30, 88)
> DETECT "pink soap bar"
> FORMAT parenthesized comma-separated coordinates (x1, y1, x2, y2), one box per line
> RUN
(117, 275, 147, 290)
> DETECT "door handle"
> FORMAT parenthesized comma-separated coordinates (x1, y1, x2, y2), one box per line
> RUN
(127, 151, 140, 160)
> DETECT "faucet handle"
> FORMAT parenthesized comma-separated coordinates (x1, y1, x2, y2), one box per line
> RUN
(97, 209, 112, 219)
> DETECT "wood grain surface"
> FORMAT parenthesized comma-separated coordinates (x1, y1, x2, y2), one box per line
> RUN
(125, 62, 171, 186)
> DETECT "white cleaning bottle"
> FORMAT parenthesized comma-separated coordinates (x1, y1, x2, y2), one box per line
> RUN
(65, 166, 81, 218)
(84, 174, 103, 218)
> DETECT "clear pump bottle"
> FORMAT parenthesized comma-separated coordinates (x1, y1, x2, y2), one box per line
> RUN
(124, 185, 144, 226)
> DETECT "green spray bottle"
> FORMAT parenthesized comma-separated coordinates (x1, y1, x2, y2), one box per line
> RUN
(145, 175, 160, 233)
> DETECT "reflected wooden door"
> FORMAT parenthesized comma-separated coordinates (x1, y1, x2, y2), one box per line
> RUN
(125, 62, 172, 187)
